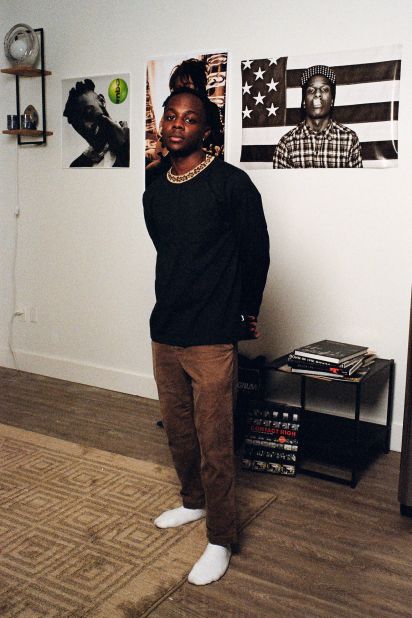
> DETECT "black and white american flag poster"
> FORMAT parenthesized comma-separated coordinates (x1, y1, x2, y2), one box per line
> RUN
(240, 45, 401, 169)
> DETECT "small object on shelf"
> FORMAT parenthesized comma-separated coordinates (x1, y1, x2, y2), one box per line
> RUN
(23, 104, 38, 128)
(7, 114, 19, 130)
(4, 23, 39, 68)
(294, 339, 369, 364)
(1, 27, 52, 145)
(21, 113, 33, 129)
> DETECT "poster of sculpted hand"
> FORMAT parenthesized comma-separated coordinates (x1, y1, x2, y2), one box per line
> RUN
(240, 45, 401, 169)
(62, 73, 130, 168)
(145, 52, 227, 186)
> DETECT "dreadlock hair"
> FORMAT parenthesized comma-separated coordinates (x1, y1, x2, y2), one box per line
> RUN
(169, 59, 207, 93)
(63, 79, 103, 124)
(162, 87, 224, 152)
(162, 87, 213, 125)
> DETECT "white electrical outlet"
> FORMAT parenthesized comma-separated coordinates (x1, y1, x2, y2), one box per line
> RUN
(15, 308, 27, 322)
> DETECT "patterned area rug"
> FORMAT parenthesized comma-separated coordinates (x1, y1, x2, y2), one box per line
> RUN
(0, 423, 276, 617)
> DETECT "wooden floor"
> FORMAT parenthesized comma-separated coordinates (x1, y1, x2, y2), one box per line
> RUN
(1, 367, 411, 617)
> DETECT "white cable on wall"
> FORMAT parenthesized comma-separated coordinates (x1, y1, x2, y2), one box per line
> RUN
(8, 142, 21, 371)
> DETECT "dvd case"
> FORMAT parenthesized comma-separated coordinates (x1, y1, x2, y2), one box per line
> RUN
(242, 400, 302, 476)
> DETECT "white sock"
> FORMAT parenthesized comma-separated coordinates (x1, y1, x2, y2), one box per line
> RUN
(188, 543, 232, 585)
(154, 506, 206, 529)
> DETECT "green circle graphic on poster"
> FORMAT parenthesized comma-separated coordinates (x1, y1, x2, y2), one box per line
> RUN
(108, 78, 128, 104)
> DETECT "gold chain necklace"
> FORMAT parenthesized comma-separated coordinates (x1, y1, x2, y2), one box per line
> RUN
(167, 154, 214, 184)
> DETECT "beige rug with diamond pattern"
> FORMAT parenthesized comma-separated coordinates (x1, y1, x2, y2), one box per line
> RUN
(0, 423, 276, 617)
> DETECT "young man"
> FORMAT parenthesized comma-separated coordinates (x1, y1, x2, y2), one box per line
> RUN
(63, 79, 129, 167)
(145, 59, 223, 185)
(273, 65, 362, 168)
(143, 87, 269, 585)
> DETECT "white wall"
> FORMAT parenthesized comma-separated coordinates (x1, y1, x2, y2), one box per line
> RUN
(0, 10, 18, 370)
(1, 0, 411, 450)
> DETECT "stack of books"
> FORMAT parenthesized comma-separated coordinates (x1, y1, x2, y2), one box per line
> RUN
(287, 339, 374, 379)
(241, 401, 301, 476)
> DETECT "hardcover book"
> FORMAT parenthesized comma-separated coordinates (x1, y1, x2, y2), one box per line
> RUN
(294, 340, 368, 364)
(242, 458, 296, 476)
(287, 352, 368, 370)
(278, 358, 376, 383)
(290, 355, 366, 377)
(242, 400, 301, 476)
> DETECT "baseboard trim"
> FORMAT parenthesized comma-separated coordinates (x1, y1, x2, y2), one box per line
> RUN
(390, 421, 403, 453)
(2, 348, 158, 400)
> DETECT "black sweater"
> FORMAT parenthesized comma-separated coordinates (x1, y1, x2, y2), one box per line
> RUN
(143, 158, 270, 346)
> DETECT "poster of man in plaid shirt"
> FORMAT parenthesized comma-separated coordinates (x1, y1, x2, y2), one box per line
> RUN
(240, 45, 401, 170)
(273, 65, 362, 168)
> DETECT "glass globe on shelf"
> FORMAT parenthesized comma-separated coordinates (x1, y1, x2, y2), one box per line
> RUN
(4, 23, 39, 68)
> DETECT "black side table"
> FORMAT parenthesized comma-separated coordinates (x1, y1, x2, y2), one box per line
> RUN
(265, 357, 395, 487)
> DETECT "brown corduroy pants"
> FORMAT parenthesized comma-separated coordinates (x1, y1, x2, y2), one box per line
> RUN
(152, 341, 238, 546)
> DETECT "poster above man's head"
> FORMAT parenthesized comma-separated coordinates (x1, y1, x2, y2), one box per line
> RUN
(145, 52, 227, 186)
(240, 45, 402, 169)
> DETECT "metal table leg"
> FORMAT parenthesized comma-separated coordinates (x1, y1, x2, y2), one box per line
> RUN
(385, 360, 395, 453)
(352, 382, 362, 488)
